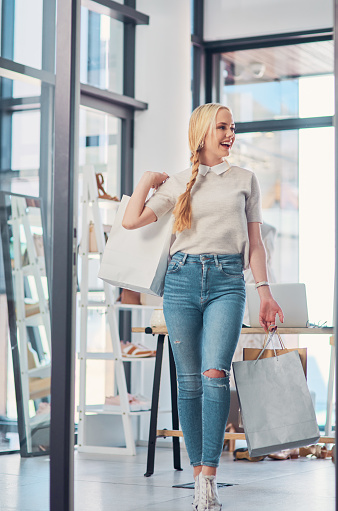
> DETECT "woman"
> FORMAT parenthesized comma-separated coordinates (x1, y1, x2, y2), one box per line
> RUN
(122, 103, 283, 511)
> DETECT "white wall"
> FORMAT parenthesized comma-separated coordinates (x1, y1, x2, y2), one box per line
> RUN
(204, 0, 333, 41)
(133, 0, 191, 442)
(134, 0, 191, 183)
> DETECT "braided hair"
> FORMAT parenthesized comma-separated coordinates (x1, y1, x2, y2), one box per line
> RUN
(172, 103, 230, 233)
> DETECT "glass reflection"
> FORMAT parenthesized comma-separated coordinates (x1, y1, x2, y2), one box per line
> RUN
(0, 193, 50, 455)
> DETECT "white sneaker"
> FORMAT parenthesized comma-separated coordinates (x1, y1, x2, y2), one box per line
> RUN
(192, 472, 201, 510)
(198, 474, 222, 511)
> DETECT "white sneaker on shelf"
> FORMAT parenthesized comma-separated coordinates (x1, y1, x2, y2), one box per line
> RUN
(198, 474, 222, 511)
(192, 472, 201, 510)
(132, 394, 151, 411)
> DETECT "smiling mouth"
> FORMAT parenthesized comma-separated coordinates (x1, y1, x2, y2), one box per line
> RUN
(221, 142, 231, 148)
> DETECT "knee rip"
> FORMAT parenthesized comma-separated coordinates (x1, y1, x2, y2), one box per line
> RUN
(203, 368, 229, 379)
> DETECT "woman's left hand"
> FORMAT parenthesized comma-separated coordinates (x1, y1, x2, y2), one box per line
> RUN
(259, 297, 284, 332)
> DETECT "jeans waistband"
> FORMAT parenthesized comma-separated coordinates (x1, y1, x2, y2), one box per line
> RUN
(171, 252, 243, 267)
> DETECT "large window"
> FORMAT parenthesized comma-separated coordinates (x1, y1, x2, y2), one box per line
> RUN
(208, 34, 335, 428)
(0, 3, 56, 461)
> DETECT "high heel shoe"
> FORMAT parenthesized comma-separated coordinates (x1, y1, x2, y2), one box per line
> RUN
(299, 445, 333, 458)
(95, 173, 120, 201)
(268, 448, 299, 460)
(233, 448, 265, 462)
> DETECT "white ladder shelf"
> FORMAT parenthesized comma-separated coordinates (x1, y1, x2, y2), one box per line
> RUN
(11, 196, 51, 452)
(78, 166, 150, 455)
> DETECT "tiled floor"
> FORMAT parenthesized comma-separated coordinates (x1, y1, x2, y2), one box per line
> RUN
(0, 445, 335, 510)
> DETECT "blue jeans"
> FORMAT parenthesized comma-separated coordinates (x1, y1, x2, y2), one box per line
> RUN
(163, 252, 246, 467)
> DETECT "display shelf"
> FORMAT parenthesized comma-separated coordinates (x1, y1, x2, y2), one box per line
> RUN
(83, 298, 156, 311)
(23, 313, 45, 327)
(78, 351, 156, 362)
(22, 257, 46, 276)
(81, 405, 151, 415)
(77, 165, 157, 456)
(11, 196, 51, 452)
(132, 326, 334, 336)
(28, 364, 50, 379)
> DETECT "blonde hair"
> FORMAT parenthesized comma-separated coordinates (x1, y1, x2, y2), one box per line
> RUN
(172, 103, 231, 233)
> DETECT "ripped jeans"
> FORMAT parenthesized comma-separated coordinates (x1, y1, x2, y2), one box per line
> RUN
(163, 252, 246, 467)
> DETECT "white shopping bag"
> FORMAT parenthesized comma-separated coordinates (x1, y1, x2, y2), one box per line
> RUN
(98, 195, 174, 296)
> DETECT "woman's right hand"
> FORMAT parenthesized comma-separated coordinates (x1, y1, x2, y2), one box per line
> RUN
(145, 171, 169, 190)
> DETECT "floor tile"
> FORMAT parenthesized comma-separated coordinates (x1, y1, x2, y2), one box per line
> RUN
(0, 446, 335, 511)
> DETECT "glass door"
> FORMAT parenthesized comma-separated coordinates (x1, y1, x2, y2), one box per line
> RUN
(218, 38, 335, 430)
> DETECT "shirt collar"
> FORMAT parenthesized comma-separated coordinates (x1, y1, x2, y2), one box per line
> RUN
(198, 159, 231, 176)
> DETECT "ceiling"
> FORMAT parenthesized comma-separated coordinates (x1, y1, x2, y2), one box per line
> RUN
(222, 40, 333, 85)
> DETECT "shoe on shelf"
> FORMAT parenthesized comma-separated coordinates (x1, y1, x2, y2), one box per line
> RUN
(95, 173, 120, 201)
(132, 394, 151, 411)
(121, 341, 155, 358)
(233, 447, 265, 462)
(198, 474, 222, 511)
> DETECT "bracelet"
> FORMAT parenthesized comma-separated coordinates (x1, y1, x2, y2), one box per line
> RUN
(255, 281, 269, 289)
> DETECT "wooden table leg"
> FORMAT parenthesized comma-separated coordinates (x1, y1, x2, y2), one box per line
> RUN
(144, 334, 165, 477)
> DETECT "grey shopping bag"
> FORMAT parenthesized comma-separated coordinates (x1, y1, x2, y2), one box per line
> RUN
(98, 195, 174, 296)
(232, 343, 320, 457)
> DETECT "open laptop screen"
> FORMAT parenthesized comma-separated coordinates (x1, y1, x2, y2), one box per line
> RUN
(246, 283, 309, 328)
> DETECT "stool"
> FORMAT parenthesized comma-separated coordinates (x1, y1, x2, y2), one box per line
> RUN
(144, 333, 182, 477)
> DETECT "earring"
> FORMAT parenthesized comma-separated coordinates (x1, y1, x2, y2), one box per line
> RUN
(198, 141, 204, 151)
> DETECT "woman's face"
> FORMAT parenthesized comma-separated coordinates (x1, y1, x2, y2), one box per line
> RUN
(200, 108, 236, 166)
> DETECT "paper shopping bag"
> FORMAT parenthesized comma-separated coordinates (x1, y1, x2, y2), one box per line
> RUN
(243, 330, 307, 377)
(232, 350, 320, 457)
(243, 347, 307, 377)
(98, 195, 174, 296)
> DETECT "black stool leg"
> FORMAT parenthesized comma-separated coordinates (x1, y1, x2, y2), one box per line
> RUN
(144, 334, 165, 477)
(168, 338, 182, 471)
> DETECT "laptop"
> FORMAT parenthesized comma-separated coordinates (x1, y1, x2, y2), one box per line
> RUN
(246, 283, 309, 328)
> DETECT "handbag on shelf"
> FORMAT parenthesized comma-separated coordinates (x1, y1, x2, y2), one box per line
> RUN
(117, 289, 141, 305)
(98, 195, 174, 296)
(243, 331, 307, 377)
(233, 328, 320, 457)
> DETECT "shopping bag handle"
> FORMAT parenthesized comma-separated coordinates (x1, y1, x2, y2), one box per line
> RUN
(263, 327, 286, 350)
(254, 326, 286, 365)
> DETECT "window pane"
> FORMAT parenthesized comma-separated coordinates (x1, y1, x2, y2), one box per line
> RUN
(12, 111, 40, 174)
(13, 0, 43, 69)
(231, 130, 299, 283)
(79, 107, 121, 198)
(80, 7, 124, 95)
(221, 40, 334, 122)
(12, 80, 41, 99)
(0, 0, 55, 72)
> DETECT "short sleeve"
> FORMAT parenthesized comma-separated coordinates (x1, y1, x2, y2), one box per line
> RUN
(145, 176, 177, 220)
(246, 172, 263, 223)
